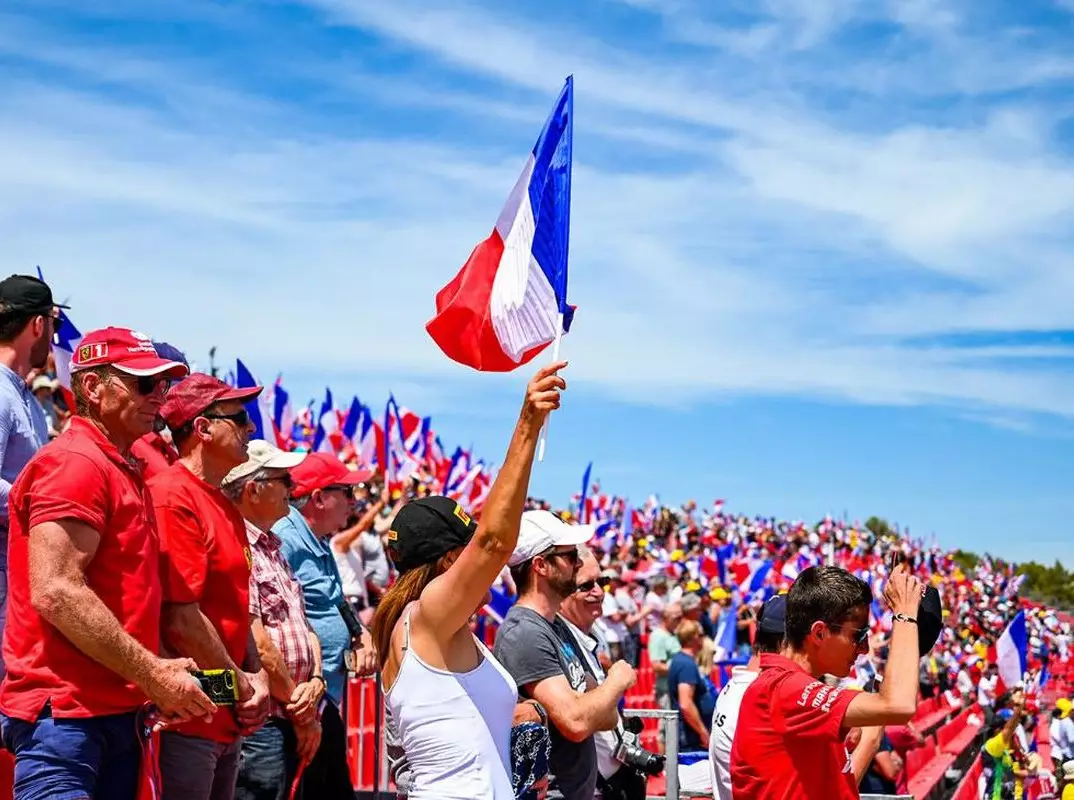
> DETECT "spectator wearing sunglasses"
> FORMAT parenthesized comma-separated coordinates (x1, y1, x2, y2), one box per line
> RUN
(151, 373, 272, 800)
(0, 327, 217, 800)
(273, 453, 376, 799)
(0, 275, 64, 679)
(557, 547, 645, 799)
(731, 565, 924, 800)
(130, 340, 188, 479)
(222, 441, 324, 800)
(495, 512, 637, 800)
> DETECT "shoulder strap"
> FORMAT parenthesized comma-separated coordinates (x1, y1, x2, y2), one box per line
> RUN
(402, 607, 413, 652)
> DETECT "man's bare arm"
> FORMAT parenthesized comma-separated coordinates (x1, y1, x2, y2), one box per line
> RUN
(161, 602, 240, 671)
(29, 519, 160, 690)
(251, 616, 296, 704)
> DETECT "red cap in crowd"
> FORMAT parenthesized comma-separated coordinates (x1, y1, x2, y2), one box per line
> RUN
(70, 327, 189, 379)
(160, 373, 262, 430)
(289, 453, 372, 498)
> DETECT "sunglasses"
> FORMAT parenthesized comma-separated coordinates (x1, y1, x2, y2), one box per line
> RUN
(829, 622, 871, 645)
(254, 474, 294, 490)
(202, 410, 251, 428)
(575, 577, 612, 594)
(118, 374, 170, 397)
(541, 547, 581, 564)
(320, 484, 356, 498)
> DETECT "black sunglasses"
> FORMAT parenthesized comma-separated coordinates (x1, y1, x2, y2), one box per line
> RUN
(575, 577, 612, 594)
(123, 375, 170, 397)
(829, 622, 870, 645)
(202, 409, 251, 428)
(254, 474, 294, 489)
(320, 484, 356, 497)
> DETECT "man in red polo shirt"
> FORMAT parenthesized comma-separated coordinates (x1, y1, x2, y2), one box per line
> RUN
(130, 341, 186, 479)
(150, 373, 271, 800)
(0, 327, 216, 800)
(731, 565, 924, 799)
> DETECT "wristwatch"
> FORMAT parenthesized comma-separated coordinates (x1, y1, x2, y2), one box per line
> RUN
(893, 613, 918, 625)
(311, 674, 328, 690)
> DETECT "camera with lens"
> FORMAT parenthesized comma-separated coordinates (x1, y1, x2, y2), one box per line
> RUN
(614, 716, 665, 777)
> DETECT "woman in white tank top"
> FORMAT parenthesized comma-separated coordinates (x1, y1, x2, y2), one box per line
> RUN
(373, 362, 568, 800)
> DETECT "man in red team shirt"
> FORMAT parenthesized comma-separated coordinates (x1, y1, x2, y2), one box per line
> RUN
(0, 327, 216, 800)
(150, 373, 271, 800)
(130, 341, 187, 479)
(731, 565, 924, 799)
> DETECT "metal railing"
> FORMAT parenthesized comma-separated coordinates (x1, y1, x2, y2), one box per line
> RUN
(621, 708, 681, 800)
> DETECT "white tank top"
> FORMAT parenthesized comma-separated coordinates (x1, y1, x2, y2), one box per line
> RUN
(384, 606, 518, 799)
(331, 536, 369, 607)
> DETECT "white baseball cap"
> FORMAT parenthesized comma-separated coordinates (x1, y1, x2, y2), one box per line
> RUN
(223, 440, 307, 486)
(507, 510, 595, 567)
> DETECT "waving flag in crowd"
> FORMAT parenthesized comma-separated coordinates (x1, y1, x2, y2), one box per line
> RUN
(426, 76, 575, 372)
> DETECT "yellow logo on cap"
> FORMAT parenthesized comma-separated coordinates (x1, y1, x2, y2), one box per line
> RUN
(453, 504, 471, 526)
(387, 529, 398, 541)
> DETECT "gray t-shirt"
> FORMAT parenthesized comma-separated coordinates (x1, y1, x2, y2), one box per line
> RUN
(359, 531, 391, 588)
(493, 605, 597, 800)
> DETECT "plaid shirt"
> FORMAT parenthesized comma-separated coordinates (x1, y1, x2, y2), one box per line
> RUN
(246, 519, 316, 719)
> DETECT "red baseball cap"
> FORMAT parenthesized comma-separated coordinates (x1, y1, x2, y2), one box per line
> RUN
(289, 453, 373, 498)
(70, 327, 189, 378)
(160, 373, 262, 430)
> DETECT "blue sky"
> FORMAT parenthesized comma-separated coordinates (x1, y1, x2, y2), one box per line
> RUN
(3, 0, 1074, 564)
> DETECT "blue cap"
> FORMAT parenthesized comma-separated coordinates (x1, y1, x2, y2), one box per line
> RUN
(152, 341, 189, 368)
(759, 594, 787, 636)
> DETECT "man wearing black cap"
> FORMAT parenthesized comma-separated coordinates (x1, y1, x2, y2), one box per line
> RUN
(0, 274, 65, 678)
(709, 594, 786, 800)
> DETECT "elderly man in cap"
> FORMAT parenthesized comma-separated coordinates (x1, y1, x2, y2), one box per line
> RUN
(0, 274, 65, 676)
(150, 373, 271, 800)
(222, 442, 325, 800)
(0, 327, 216, 800)
(494, 511, 637, 800)
(272, 453, 377, 799)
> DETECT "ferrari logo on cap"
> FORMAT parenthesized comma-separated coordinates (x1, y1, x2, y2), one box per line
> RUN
(78, 343, 107, 362)
(453, 505, 471, 526)
(387, 529, 398, 541)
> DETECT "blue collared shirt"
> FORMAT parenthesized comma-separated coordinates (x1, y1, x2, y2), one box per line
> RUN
(0, 364, 48, 525)
(272, 505, 351, 705)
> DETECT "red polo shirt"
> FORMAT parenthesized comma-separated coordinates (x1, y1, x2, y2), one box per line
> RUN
(131, 432, 179, 480)
(150, 462, 251, 743)
(0, 418, 162, 720)
(730, 654, 860, 800)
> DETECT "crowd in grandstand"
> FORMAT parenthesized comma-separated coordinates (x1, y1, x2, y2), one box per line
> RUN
(0, 272, 1070, 800)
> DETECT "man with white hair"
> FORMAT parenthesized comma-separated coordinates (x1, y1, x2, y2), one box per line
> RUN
(222, 442, 326, 800)
(494, 512, 637, 800)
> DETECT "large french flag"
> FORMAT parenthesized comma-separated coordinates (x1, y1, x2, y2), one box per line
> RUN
(995, 610, 1028, 694)
(426, 77, 575, 372)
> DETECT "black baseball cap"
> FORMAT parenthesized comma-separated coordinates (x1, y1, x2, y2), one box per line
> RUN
(0, 275, 68, 316)
(386, 496, 478, 575)
(918, 584, 943, 656)
(758, 594, 787, 636)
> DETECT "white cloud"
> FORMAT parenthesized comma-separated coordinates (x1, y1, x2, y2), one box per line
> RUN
(2, 0, 1074, 431)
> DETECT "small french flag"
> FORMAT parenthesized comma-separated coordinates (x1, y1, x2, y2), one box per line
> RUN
(426, 77, 575, 372)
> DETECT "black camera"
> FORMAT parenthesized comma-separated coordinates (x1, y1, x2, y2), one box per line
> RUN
(337, 601, 365, 643)
(191, 669, 238, 706)
(614, 717, 665, 777)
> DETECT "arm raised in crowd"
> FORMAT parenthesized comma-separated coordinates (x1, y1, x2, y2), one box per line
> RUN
(28, 518, 215, 724)
(528, 661, 635, 743)
(844, 566, 923, 728)
(418, 362, 566, 639)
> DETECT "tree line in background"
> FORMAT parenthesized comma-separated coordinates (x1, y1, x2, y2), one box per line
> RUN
(862, 516, 1074, 611)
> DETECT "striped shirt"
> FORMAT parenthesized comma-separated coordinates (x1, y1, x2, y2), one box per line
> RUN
(245, 519, 316, 719)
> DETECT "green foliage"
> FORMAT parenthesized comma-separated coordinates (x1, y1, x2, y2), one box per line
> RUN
(955, 550, 1074, 611)
(864, 516, 894, 540)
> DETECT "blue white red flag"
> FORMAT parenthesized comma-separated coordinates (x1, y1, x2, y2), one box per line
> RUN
(995, 610, 1028, 694)
(235, 359, 277, 445)
(426, 77, 575, 372)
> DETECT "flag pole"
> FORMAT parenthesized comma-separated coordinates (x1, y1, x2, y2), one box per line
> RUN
(536, 312, 564, 463)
